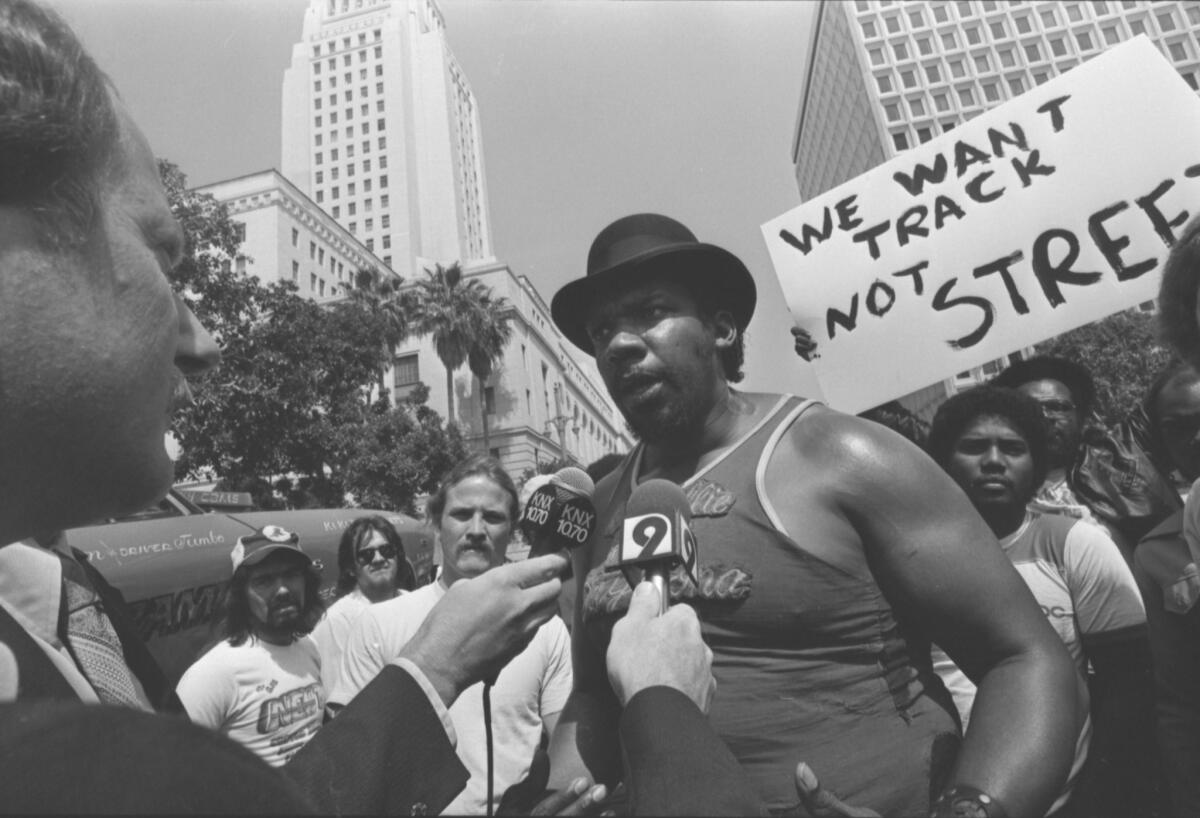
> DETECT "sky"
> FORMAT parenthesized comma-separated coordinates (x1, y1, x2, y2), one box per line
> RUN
(54, 0, 820, 395)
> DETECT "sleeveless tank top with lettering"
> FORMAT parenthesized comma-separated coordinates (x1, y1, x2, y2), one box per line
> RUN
(582, 396, 959, 816)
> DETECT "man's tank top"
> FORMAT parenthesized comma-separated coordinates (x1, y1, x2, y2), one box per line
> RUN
(582, 395, 959, 815)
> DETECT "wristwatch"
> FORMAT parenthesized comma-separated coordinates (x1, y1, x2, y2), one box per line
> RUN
(930, 785, 1009, 818)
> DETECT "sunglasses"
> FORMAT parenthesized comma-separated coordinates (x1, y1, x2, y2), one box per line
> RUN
(356, 544, 398, 566)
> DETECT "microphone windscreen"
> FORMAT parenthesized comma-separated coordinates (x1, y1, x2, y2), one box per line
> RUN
(551, 467, 595, 499)
(626, 478, 691, 521)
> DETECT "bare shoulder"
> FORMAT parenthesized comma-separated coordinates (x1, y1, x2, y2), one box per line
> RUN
(775, 402, 932, 481)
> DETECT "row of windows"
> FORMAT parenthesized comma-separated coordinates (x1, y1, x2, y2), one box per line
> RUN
(314, 58, 384, 78)
(312, 101, 385, 124)
(312, 118, 387, 142)
(313, 89, 386, 109)
(887, 63, 1200, 153)
(313, 45, 384, 72)
(314, 175, 389, 204)
(329, 194, 390, 218)
(313, 79, 385, 99)
(314, 137, 386, 158)
(855, 0, 1160, 28)
(313, 156, 388, 180)
(290, 260, 336, 298)
(870, 24, 1194, 78)
(311, 29, 382, 58)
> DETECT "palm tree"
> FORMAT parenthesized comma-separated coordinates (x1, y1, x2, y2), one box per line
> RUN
(467, 291, 513, 453)
(349, 266, 413, 402)
(413, 263, 512, 448)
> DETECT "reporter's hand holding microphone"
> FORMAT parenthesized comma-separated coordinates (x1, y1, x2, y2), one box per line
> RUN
(607, 581, 716, 711)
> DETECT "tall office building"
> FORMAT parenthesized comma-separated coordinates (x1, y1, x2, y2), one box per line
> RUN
(275, 0, 629, 473)
(793, 0, 1200, 413)
(281, 0, 491, 280)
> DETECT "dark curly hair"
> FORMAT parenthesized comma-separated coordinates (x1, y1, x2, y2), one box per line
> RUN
(927, 385, 1051, 491)
(1158, 211, 1200, 371)
(1143, 358, 1200, 467)
(426, 454, 519, 526)
(222, 553, 325, 647)
(0, 0, 120, 247)
(990, 355, 1095, 420)
(334, 515, 416, 598)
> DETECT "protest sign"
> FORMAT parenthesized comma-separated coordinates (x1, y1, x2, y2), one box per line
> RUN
(762, 37, 1200, 414)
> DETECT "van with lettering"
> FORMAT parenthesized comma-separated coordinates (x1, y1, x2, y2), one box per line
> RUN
(65, 490, 434, 686)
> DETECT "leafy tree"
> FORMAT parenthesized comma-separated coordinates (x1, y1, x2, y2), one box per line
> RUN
(162, 162, 471, 510)
(329, 393, 469, 513)
(349, 265, 415, 400)
(159, 160, 270, 346)
(412, 262, 512, 436)
(1037, 309, 1174, 424)
(466, 290, 514, 453)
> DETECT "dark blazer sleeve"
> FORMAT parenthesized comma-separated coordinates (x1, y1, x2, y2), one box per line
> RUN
(284, 664, 468, 815)
(618, 687, 766, 817)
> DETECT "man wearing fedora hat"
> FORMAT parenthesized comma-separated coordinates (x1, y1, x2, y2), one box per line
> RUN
(547, 213, 1084, 818)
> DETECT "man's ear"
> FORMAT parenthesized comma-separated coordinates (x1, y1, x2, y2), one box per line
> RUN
(712, 309, 738, 351)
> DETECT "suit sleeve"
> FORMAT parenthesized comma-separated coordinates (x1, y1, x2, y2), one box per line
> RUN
(284, 663, 467, 815)
(618, 687, 765, 817)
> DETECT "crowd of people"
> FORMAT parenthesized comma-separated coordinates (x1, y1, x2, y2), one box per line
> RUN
(3, 1, 1200, 816)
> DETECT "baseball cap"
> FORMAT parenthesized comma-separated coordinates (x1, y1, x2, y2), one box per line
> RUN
(229, 525, 308, 573)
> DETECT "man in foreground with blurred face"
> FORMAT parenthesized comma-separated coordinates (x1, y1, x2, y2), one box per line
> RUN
(0, 2, 569, 811)
(0, 4, 761, 814)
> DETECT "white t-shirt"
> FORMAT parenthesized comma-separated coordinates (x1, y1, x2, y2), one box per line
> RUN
(932, 510, 1145, 812)
(177, 636, 325, 768)
(311, 588, 374, 696)
(334, 581, 573, 815)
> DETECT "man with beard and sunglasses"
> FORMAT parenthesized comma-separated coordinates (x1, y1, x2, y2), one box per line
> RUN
(176, 526, 327, 767)
(927, 386, 1153, 818)
(546, 213, 1084, 818)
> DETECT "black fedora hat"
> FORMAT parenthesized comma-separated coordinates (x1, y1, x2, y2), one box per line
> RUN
(551, 213, 757, 353)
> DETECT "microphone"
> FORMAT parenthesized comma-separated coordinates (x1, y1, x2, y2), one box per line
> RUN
(518, 467, 598, 578)
(616, 479, 698, 614)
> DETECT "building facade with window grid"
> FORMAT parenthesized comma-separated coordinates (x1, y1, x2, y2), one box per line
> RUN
(281, 0, 492, 282)
(792, 0, 1198, 415)
(195, 169, 392, 303)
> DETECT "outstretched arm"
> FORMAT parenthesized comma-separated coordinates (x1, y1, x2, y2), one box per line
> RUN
(769, 411, 1084, 818)
(547, 543, 623, 791)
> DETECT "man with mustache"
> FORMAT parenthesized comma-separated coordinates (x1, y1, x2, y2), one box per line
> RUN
(927, 385, 1151, 818)
(176, 525, 326, 768)
(547, 213, 1084, 818)
(334, 456, 574, 815)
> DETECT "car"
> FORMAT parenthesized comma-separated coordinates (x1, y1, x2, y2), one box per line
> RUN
(65, 489, 434, 687)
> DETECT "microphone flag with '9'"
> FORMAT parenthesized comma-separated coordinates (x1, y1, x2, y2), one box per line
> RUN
(519, 467, 597, 567)
(615, 479, 698, 609)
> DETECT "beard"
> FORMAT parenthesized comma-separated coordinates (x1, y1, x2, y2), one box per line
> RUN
(619, 384, 706, 446)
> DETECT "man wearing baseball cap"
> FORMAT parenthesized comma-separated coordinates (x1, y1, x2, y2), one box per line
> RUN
(547, 213, 1084, 818)
(176, 525, 326, 767)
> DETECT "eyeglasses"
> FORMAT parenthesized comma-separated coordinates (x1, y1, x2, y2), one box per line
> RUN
(355, 544, 398, 566)
(1037, 399, 1076, 418)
